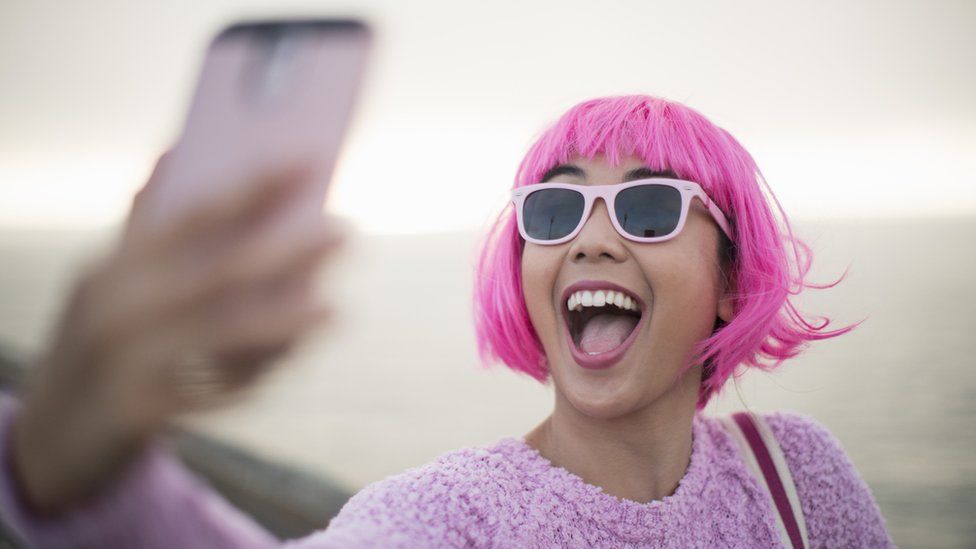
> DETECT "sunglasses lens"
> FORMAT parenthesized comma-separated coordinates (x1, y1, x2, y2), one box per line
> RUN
(614, 184, 682, 238)
(523, 188, 585, 241)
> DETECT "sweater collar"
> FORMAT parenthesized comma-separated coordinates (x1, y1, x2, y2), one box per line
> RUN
(497, 411, 719, 534)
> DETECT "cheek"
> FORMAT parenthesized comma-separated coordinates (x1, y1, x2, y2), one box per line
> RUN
(642, 251, 720, 338)
(520, 247, 561, 336)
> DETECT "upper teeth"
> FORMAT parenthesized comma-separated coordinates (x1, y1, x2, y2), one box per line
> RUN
(566, 290, 640, 313)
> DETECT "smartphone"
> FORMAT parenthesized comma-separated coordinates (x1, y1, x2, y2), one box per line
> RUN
(144, 19, 372, 236)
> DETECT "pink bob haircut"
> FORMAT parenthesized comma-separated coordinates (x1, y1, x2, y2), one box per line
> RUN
(472, 94, 861, 410)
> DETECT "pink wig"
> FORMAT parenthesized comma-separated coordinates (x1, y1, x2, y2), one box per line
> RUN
(472, 95, 860, 410)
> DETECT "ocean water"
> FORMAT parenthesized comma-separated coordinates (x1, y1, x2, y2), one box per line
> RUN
(0, 216, 973, 548)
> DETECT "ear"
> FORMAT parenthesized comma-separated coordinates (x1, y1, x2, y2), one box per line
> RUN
(717, 291, 734, 324)
(716, 260, 735, 324)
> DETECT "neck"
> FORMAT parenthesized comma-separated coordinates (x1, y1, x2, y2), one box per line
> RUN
(524, 365, 701, 504)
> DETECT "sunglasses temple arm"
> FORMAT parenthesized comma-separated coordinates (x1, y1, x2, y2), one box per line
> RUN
(711, 203, 733, 241)
(699, 194, 733, 241)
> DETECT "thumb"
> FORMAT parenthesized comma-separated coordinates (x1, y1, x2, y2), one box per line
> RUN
(132, 150, 173, 209)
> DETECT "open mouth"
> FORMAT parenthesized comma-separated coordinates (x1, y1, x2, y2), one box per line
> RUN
(561, 286, 647, 369)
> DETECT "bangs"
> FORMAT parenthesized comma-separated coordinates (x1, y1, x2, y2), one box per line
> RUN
(514, 96, 740, 193)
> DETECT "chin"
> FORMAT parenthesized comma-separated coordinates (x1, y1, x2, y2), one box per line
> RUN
(565, 389, 652, 420)
(552, 360, 653, 418)
(551, 352, 693, 420)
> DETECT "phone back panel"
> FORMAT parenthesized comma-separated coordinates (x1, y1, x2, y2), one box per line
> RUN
(147, 20, 371, 233)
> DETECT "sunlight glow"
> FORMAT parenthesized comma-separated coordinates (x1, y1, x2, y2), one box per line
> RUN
(1, 127, 973, 233)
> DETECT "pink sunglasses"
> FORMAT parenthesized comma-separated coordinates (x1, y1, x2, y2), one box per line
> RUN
(511, 178, 732, 245)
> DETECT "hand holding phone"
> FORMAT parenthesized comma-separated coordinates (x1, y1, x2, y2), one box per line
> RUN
(11, 18, 371, 514)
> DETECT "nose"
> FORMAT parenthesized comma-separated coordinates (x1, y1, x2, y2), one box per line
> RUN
(568, 198, 628, 263)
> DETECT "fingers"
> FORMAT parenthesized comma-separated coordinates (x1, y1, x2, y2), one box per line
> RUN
(74, 213, 345, 384)
(112, 292, 326, 419)
(124, 151, 174, 240)
(139, 151, 173, 201)
(141, 274, 333, 415)
(186, 220, 346, 308)
(69, 159, 349, 419)
(205, 259, 333, 362)
(214, 341, 292, 392)
(209, 251, 331, 346)
(156, 162, 315, 255)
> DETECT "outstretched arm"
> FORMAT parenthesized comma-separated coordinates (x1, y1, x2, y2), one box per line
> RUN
(0, 393, 278, 548)
(1, 155, 348, 547)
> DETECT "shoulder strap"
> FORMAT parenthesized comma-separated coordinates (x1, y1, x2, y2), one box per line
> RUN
(718, 411, 810, 549)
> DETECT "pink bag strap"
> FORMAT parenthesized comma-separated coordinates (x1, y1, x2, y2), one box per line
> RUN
(719, 411, 809, 549)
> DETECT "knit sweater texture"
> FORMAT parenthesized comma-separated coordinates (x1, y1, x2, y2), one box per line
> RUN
(0, 393, 894, 547)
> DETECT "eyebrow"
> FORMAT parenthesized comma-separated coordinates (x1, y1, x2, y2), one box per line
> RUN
(539, 164, 679, 183)
(539, 165, 585, 182)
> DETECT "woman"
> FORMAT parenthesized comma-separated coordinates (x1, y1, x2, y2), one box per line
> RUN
(0, 95, 894, 547)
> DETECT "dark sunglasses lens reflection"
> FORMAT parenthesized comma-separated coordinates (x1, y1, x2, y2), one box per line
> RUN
(523, 188, 585, 241)
(614, 184, 682, 239)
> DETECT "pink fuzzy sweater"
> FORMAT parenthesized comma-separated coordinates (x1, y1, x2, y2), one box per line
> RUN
(0, 393, 893, 547)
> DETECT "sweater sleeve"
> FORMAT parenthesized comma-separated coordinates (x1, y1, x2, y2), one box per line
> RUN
(764, 410, 895, 549)
(284, 453, 494, 548)
(0, 392, 279, 548)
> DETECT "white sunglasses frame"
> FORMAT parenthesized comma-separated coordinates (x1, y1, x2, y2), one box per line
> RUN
(511, 178, 733, 245)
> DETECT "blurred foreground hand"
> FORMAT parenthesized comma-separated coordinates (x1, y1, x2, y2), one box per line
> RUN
(11, 154, 348, 514)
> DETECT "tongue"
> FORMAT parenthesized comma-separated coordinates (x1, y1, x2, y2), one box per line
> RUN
(579, 313, 639, 354)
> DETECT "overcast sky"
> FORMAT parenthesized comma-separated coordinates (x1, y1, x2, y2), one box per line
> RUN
(1, 0, 973, 232)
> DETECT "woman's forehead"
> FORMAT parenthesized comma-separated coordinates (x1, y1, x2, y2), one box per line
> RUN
(539, 162, 679, 184)
(564, 153, 647, 170)
(541, 152, 679, 179)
